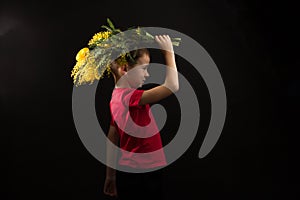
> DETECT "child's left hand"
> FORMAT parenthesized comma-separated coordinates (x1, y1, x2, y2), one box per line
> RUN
(103, 177, 118, 197)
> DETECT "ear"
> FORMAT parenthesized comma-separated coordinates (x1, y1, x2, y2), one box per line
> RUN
(118, 64, 128, 75)
(123, 64, 128, 72)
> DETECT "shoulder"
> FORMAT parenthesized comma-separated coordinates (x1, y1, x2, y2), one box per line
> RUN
(111, 88, 145, 107)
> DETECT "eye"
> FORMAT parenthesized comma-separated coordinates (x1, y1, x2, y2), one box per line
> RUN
(143, 65, 149, 70)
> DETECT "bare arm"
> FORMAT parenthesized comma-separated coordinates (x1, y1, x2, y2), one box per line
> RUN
(105, 125, 119, 178)
(139, 35, 179, 106)
(103, 125, 119, 197)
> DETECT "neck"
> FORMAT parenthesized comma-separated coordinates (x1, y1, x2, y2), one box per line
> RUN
(114, 75, 131, 88)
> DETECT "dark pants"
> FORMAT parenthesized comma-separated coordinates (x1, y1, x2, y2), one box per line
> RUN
(116, 167, 164, 200)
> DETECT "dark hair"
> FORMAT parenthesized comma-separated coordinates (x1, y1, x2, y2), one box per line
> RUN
(125, 48, 150, 66)
(109, 48, 150, 76)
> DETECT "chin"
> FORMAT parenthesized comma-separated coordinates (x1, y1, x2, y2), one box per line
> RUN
(132, 85, 140, 89)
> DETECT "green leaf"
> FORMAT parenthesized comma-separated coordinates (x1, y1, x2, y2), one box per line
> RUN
(114, 29, 122, 33)
(132, 49, 137, 58)
(128, 54, 135, 63)
(172, 41, 180, 46)
(88, 44, 96, 49)
(107, 18, 115, 30)
(172, 37, 181, 41)
(145, 32, 154, 39)
(171, 37, 181, 46)
(101, 25, 112, 32)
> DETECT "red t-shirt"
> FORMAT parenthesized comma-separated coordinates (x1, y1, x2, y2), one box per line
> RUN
(110, 87, 167, 169)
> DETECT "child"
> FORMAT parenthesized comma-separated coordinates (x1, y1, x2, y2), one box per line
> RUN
(103, 35, 179, 200)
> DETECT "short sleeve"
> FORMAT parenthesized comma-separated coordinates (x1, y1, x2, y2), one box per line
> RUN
(129, 89, 144, 107)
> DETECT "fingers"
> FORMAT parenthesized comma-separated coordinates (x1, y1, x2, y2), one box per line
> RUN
(155, 34, 171, 42)
(155, 34, 173, 53)
(104, 188, 117, 197)
(104, 181, 118, 197)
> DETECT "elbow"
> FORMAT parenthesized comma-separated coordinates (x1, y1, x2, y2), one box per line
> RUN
(170, 83, 179, 93)
(163, 82, 179, 93)
(173, 84, 179, 92)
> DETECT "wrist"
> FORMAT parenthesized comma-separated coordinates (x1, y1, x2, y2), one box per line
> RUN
(164, 54, 176, 68)
(106, 167, 116, 180)
(106, 174, 116, 180)
(163, 50, 174, 56)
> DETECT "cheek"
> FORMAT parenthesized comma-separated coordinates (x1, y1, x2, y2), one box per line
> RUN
(127, 73, 139, 84)
(130, 69, 143, 77)
(128, 71, 138, 80)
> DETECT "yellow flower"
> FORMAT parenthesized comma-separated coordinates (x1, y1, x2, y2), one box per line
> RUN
(116, 55, 128, 66)
(87, 57, 95, 64)
(76, 47, 89, 62)
(71, 62, 80, 77)
(88, 31, 112, 46)
(94, 68, 100, 79)
(83, 67, 96, 84)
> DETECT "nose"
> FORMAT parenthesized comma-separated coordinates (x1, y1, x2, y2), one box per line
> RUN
(145, 70, 150, 77)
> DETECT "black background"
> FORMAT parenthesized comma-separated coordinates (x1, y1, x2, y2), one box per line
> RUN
(3, 0, 299, 199)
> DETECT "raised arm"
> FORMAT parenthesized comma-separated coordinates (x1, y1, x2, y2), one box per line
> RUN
(139, 35, 179, 106)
